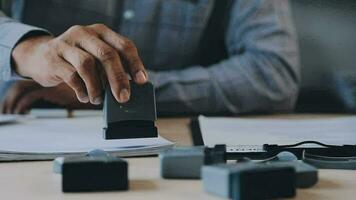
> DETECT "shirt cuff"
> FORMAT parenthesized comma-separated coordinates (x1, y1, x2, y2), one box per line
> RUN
(0, 22, 50, 80)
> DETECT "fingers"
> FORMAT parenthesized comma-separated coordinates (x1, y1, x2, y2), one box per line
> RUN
(56, 24, 147, 103)
(2, 87, 21, 114)
(58, 43, 103, 105)
(72, 30, 130, 103)
(2, 100, 10, 114)
(49, 57, 89, 104)
(88, 24, 148, 84)
(2, 81, 40, 114)
(64, 72, 89, 104)
(13, 90, 45, 114)
(3, 83, 24, 113)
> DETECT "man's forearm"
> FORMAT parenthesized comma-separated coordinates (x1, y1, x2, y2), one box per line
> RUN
(150, 50, 299, 115)
(150, 0, 300, 115)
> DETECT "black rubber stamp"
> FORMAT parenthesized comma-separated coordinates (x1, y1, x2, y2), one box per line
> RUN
(103, 81, 158, 139)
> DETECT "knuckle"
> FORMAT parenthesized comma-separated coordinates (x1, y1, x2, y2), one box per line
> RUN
(89, 23, 108, 30)
(40, 40, 60, 55)
(47, 41, 66, 55)
(122, 39, 136, 52)
(64, 69, 77, 81)
(77, 39, 88, 49)
(97, 47, 116, 61)
(46, 39, 60, 49)
(67, 25, 85, 34)
(57, 34, 73, 45)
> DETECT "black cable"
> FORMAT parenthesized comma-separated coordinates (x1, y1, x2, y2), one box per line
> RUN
(263, 141, 353, 151)
(270, 141, 341, 149)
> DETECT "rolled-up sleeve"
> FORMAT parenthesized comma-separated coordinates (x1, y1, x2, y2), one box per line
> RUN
(150, 0, 300, 115)
(0, 11, 49, 80)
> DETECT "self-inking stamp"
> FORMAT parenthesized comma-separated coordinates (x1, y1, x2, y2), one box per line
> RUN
(103, 81, 158, 139)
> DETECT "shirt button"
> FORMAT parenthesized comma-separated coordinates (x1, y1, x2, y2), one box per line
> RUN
(123, 10, 135, 20)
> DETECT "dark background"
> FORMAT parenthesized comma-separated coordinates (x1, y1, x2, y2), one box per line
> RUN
(291, 0, 356, 113)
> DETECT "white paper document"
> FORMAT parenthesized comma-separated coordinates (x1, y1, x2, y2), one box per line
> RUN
(0, 115, 19, 125)
(0, 114, 173, 161)
(199, 116, 356, 147)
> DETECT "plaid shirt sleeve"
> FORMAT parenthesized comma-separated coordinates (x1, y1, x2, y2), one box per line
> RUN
(150, 0, 300, 115)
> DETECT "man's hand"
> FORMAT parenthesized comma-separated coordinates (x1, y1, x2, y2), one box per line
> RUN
(1, 80, 98, 114)
(12, 24, 147, 105)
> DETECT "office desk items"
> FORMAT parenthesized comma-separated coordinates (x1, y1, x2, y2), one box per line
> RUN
(53, 149, 128, 192)
(219, 139, 356, 170)
(103, 81, 158, 139)
(53, 149, 109, 174)
(197, 116, 356, 147)
(202, 162, 296, 200)
(2, 116, 356, 199)
(0, 113, 173, 161)
(159, 145, 226, 179)
(303, 149, 356, 170)
(160, 143, 318, 187)
(261, 151, 318, 188)
(227, 141, 356, 170)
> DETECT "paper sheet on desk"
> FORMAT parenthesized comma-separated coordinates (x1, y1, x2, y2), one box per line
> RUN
(0, 114, 173, 161)
(199, 116, 356, 146)
(0, 115, 20, 125)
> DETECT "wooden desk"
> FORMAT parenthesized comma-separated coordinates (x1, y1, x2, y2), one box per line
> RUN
(1, 116, 355, 200)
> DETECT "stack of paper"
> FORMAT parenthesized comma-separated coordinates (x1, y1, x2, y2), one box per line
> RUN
(199, 116, 356, 147)
(0, 112, 173, 161)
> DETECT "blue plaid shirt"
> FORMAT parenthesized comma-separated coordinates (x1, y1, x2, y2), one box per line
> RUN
(0, 0, 300, 115)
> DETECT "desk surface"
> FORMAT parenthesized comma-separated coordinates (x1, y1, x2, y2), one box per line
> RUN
(1, 115, 355, 200)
